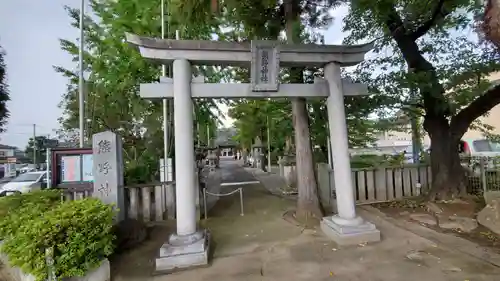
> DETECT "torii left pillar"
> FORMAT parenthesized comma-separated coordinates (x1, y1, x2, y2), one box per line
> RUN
(155, 59, 210, 273)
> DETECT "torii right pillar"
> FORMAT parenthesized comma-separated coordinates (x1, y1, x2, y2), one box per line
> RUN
(321, 62, 381, 246)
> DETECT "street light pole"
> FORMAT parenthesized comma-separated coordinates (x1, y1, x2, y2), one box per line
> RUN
(161, 0, 180, 179)
(207, 124, 210, 146)
(161, 0, 169, 180)
(78, 0, 85, 148)
(32, 124, 37, 165)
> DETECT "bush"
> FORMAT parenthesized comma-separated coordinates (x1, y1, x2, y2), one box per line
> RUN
(350, 154, 390, 168)
(0, 192, 115, 281)
(0, 190, 61, 239)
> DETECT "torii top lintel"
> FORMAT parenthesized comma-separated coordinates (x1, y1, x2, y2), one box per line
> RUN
(125, 33, 373, 68)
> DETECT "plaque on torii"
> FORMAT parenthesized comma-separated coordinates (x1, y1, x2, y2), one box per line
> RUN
(250, 41, 280, 92)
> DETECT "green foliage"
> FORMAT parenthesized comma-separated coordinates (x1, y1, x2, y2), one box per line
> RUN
(229, 89, 387, 155)
(350, 154, 406, 168)
(344, 1, 500, 136)
(342, 0, 500, 195)
(25, 136, 59, 164)
(0, 45, 10, 132)
(229, 99, 293, 151)
(0, 190, 61, 239)
(218, 0, 389, 156)
(56, 0, 225, 184)
(0, 192, 115, 281)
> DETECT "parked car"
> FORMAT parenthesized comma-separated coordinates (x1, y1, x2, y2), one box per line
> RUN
(459, 138, 500, 174)
(0, 171, 48, 197)
(460, 138, 500, 157)
(19, 166, 36, 174)
(0, 176, 14, 189)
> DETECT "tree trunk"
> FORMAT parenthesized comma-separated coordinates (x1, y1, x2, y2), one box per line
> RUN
(284, 0, 323, 224)
(424, 116, 467, 200)
(291, 98, 323, 220)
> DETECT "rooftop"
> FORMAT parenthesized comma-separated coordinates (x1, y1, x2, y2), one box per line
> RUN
(0, 144, 17, 150)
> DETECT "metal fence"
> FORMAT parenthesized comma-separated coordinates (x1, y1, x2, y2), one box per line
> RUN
(462, 156, 500, 194)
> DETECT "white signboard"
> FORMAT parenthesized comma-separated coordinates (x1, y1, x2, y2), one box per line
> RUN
(82, 154, 93, 182)
(61, 155, 82, 182)
(159, 158, 173, 182)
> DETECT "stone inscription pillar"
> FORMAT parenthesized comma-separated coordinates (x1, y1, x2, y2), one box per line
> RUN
(92, 130, 125, 222)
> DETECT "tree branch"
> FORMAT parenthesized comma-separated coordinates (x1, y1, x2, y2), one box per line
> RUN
(385, 6, 448, 117)
(450, 84, 500, 138)
(411, 0, 448, 40)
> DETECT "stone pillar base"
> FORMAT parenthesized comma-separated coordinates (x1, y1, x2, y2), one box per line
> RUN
(155, 229, 211, 274)
(320, 216, 380, 246)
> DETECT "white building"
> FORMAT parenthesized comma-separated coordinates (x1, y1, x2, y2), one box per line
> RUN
(0, 144, 16, 158)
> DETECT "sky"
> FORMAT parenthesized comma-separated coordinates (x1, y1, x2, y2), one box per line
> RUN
(0, 0, 348, 149)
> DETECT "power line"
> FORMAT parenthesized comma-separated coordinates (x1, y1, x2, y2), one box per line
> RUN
(0, 132, 47, 136)
(8, 123, 53, 129)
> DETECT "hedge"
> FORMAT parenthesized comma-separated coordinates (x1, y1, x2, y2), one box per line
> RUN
(0, 190, 115, 281)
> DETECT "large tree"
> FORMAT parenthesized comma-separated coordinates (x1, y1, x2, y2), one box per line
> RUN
(56, 0, 223, 184)
(346, 0, 500, 199)
(25, 136, 59, 165)
(0, 45, 10, 132)
(229, 96, 387, 164)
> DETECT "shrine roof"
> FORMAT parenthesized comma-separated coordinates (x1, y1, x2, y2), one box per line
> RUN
(126, 33, 373, 67)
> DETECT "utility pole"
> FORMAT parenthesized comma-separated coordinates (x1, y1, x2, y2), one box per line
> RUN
(207, 123, 210, 146)
(411, 115, 422, 164)
(197, 122, 200, 147)
(409, 88, 422, 164)
(32, 124, 37, 165)
(161, 0, 180, 176)
(78, 0, 85, 148)
(327, 136, 333, 169)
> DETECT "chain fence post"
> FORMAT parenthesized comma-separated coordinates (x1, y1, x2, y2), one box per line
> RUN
(45, 247, 55, 281)
(239, 188, 244, 216)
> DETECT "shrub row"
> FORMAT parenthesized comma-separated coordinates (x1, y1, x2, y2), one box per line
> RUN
(0, 190, 115, 281)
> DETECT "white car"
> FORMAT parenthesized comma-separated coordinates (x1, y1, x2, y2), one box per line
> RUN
(0, 171, 48, 196)
(19, 167, 36, 174)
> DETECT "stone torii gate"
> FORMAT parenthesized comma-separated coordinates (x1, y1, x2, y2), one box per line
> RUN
(126, 33, 381, 273)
